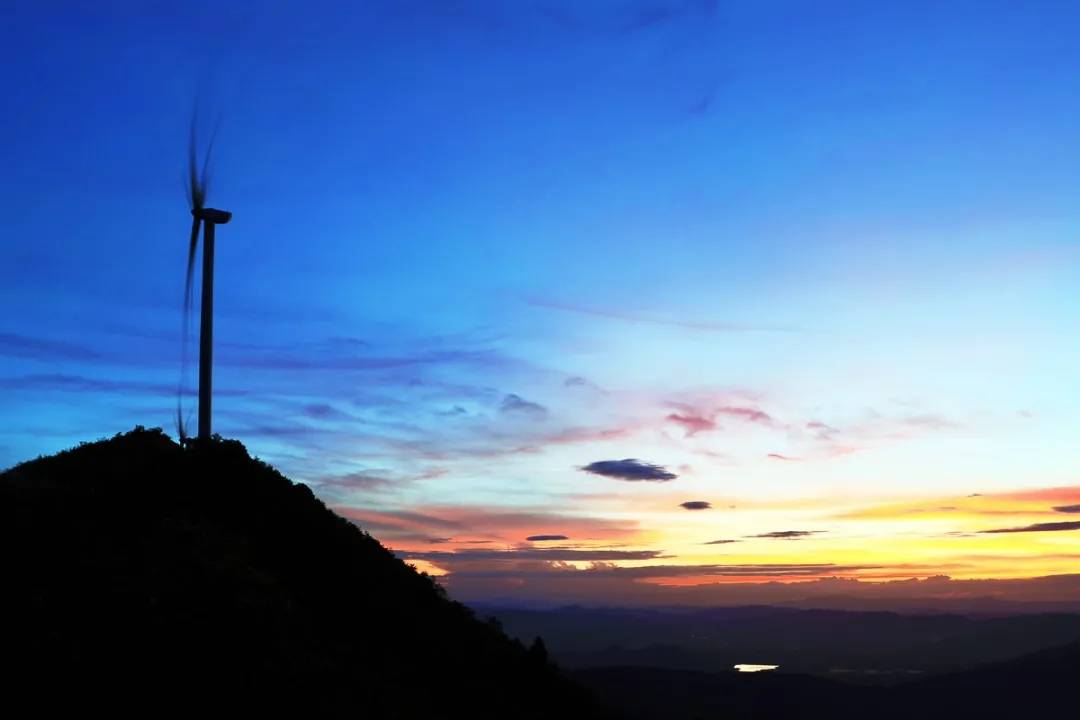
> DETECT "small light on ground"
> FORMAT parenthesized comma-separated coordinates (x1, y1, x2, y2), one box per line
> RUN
(734, 664, 779, 673)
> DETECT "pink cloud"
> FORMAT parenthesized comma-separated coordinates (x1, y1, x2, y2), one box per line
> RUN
(718, 406, 773, 425)
(903, 414, 958, 430)
(666, 412, 716, 436)
(806, 420, 838, 440)
(664, 402, 773, 437)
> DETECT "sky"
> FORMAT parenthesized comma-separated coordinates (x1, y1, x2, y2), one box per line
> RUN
(4, 0, 1080, 607)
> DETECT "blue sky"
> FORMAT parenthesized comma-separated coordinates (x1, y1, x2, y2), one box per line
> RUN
(4, 1, 1080, 604)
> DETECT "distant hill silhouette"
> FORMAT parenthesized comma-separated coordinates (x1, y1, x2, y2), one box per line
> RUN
(0, 428, 610, 718)
(575, 639, 1080, 719)
(486, 604, 1080, 679)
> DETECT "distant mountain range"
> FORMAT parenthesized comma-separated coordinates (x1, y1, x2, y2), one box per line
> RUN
(483, 604, 1080, 679)
(485, 604, 1080, 718)
(782, 594, 1080, 615)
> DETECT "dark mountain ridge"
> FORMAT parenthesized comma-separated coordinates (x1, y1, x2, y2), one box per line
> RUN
(486, 603, 1080, 679)
(576, 639, 1080, 719)
(0, 428, 608, 718)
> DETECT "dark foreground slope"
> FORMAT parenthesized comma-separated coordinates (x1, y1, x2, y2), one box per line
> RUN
(0, 428, 609, 718)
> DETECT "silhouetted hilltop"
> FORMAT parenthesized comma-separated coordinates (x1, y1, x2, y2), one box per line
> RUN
(0, 428, 609, 718)
(898, 638, 1080, 718)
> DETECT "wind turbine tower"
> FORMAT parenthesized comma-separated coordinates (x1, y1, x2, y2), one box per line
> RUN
(192, 205, 230, 440)
(182, 119, 231, 442)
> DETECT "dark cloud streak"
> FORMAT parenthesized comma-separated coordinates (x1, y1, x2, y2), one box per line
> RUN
(581, 458, 677, 482)
(0, 332, 100, 361)
(981, 521, 1080, 534)
(500, 393, 547, 418)
(402, 548, 667, 563)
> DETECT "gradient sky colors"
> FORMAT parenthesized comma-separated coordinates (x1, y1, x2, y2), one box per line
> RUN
(4, 1, 1080, 606)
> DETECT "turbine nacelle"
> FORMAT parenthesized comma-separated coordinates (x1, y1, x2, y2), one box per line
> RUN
(192, 207, 232, 224)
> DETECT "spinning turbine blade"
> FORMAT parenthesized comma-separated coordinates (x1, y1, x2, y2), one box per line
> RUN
(177, 213, 201, 441)
(179, 112, 207, 442)
(184, 215, 201, 325)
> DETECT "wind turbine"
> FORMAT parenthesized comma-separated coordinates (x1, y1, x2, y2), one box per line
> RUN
(180, 117, 231, 443)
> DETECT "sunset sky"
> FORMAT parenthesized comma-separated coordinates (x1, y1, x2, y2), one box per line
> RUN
(4, 1, 1080, 606)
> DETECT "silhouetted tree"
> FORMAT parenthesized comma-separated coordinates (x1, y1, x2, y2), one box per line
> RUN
(529, 636, 549, 665)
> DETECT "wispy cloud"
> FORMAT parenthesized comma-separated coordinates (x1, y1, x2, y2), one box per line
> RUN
(499, 393, 547, 419)
(315, 466, 448, 496)
(805, 420, 838, 441)
(437, 567, 1080, 607)
(219, 347, 506, 373)
(719, 406, 773, 425)
(534, 0, 720, 36)
(903, 414, 958, 431)
(525, 297, 797, 333)
(836, 487, 1080, 523)
(0, 373, 246, 398)
(301, 403, 356, 421)
(0, 332, 100, 361)
(526, 534, 569, 542)
(666, 412, 716, 436)
(687, 87, 716, 115)
(337, 504, 638, 545)
(317, 470, 395, 492)
(749, 530, 824, 540)
(665, 402, 773, 437)
(434, 559, 879, 582)
(402, 548, 668, 563)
